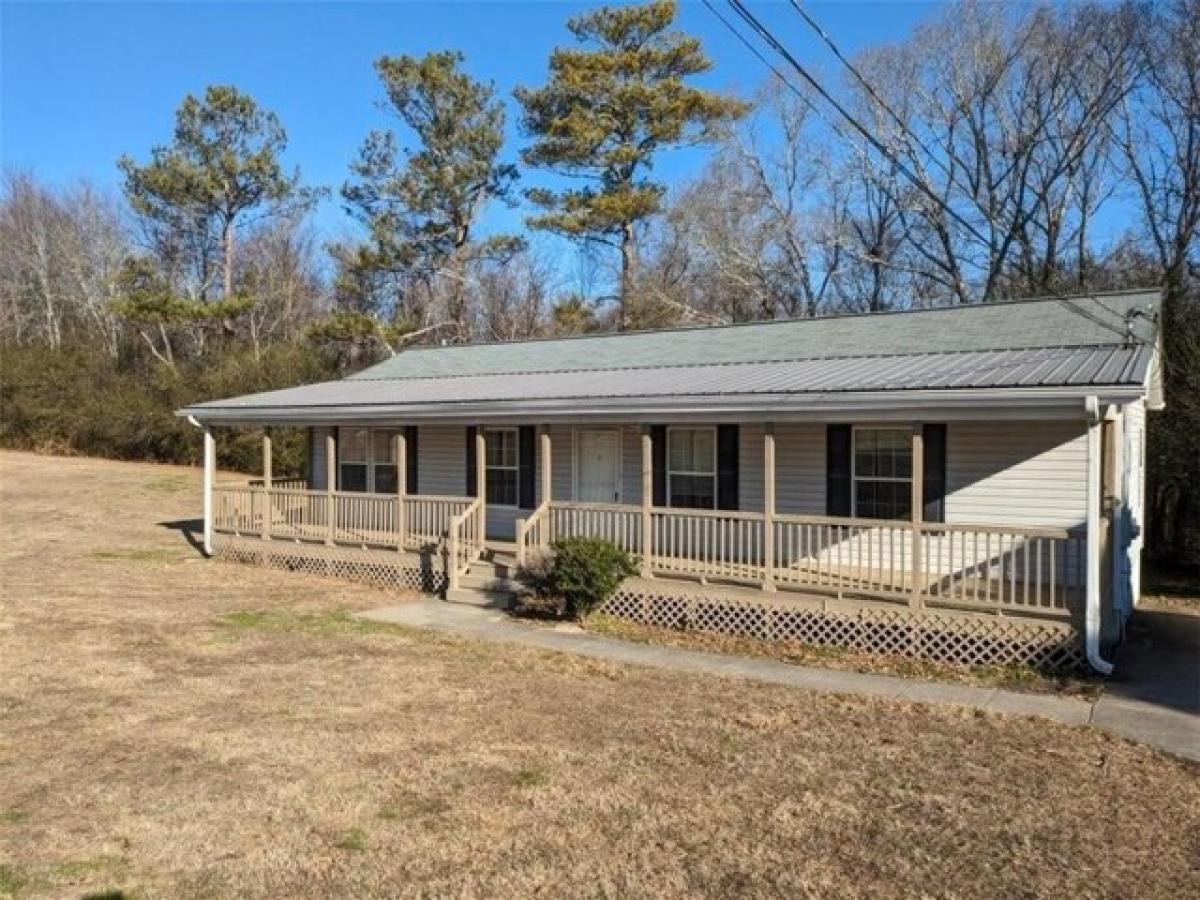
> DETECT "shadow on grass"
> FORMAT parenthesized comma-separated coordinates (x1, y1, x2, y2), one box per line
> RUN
(158, 518, 204, 555)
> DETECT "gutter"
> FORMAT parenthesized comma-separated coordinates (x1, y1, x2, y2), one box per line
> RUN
(1084, 396, 1113, 675)
(177, 385, 1147, 427)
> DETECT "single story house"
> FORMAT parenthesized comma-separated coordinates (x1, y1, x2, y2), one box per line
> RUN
(179, 289, 1163, 673)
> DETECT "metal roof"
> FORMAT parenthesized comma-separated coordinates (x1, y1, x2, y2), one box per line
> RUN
(184, 344, 1154, 416)
(179, 291, 1161, 423)
(348, 290, 1161, 381)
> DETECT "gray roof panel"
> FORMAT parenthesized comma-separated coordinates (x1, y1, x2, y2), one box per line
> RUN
(349, 290, 1160, 381)
(185, 344, 1154, 415)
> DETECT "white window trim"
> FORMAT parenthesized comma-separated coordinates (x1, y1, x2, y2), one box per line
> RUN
(571, 427, 623, 504)
(484, 427, 520, 509)
(851, 425, 913, 519)
(666, 425, 717, 509)
(337, 427, 398, 493)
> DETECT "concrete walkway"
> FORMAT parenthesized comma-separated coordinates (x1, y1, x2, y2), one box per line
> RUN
(357, 599, 1199, 762)
(1091, 607, 1200, 761)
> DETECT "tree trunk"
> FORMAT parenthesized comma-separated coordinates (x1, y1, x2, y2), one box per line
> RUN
(222, 216, 235, 300)
(620, 220, 637, 330)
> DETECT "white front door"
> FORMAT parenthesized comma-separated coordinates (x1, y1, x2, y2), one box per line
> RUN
(576, 430, 620, 503)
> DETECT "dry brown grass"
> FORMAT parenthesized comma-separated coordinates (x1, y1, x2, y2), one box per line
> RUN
(1, 450, 1198, 899)
(583, 613, 1104, 698)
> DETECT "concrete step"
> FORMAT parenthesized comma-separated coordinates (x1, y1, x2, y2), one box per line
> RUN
(480, 545, 519, 570)
(444, 586, 514, 609)
(469, 558, 518, 580)
(459, 571, 519, 593)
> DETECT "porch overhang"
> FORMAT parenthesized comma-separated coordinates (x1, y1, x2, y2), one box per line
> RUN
(177, 340, 1156, 427)
(179, 384, 1146, 427)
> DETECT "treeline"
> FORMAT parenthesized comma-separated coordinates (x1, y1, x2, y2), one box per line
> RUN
(0, 0, 1197, 562)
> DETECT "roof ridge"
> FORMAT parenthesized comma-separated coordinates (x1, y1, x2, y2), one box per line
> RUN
(348, 341, 1132, 383)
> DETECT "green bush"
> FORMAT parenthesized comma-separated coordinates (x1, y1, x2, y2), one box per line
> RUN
(0, 340, 344, 474)
(517, 536, 636, 620)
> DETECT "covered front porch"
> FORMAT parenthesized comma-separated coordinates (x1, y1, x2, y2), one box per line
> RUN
(202, 420, 1091, 625)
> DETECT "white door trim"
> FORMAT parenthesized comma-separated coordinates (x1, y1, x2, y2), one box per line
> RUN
(572, 427, 622, 503)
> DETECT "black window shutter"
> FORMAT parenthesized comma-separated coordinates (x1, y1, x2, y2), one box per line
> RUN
(518, 426, 536, 509)
(716, 424, 739, 510)
(650, 425, 667, 507)
(922, 423, 946, 523)
(404, 425, 418, 494)
(465, 426, 477, 497)
(826, 424, 852, 516)
(306, 427, 316, 486)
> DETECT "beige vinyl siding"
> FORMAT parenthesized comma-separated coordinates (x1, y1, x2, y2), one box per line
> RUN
(944, 421, 1087, 530)
(417, 424, 468, 496)
(314, 419, 1091, 538)
(309, 426, 330, 490)
(773, 423, 826, 515)
(620, 426, 642, 504)
(739, 425, 765, 512)
(545, 425, 572, 502)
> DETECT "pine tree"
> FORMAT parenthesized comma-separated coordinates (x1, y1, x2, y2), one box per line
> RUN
(515, 0, 747, 328)
(119, 85, 312, 302)
(342, 51, 521, 340)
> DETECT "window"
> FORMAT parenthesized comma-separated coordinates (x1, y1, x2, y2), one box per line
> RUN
(484, 428, 518, 506)
(338, 427, 398, 492)
(372, 430, 398, 494)
(853, 427, 912, 520)
(338, 427, 369, 492)
(668, 427, 716, 509)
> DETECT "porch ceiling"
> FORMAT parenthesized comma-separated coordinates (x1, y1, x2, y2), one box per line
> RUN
(179, 343, 1153, 425)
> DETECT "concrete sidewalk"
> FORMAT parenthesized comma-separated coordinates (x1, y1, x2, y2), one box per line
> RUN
(357, 600, 1199, 761)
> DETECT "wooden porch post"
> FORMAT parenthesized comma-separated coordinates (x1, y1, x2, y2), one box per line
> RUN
(910, 425, 924, 608)
(762, 423, 777, 592)
(202, 426, 215, 557)
(539, 425, 552, 547)
(641, 426, 653, 578)
(475, 427, 487, 539)
(395, 430, 407, 552)
(325, 431, 336, 546)
(261, 429, 272, 540)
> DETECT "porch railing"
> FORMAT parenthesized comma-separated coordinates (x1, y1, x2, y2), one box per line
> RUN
(512, 499, 1083, 616)
(651, 507, 764, 584)
(447, 498, 485, 590)
(214, 482, 1084, 615)
(514, 501, 552, 566)
(212, 483, 475, 555)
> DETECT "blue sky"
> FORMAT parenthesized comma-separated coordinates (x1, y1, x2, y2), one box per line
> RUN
(2, 1, 941, 255)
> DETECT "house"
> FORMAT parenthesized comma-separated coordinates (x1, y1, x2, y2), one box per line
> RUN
(178, 289, 1163, 673)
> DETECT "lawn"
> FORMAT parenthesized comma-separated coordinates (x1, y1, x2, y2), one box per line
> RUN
(1, 450, 1197, 899)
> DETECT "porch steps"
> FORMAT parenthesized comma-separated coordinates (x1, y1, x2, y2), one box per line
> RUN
(445, 551, 521, 608)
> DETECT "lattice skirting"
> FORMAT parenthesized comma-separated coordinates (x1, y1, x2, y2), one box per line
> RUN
(213, 534, 445, 594)
(602, 581, 1085, 672)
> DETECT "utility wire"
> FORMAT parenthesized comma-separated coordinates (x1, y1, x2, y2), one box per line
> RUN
(700, 0, 855, 146)
(718, 0, 992, 247)
(707, 0, 1144, 344)
(784, 0, 954, 184)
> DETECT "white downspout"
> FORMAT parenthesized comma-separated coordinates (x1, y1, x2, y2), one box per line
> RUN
(187, 415, 215, 558)
(1084, 397, 1113, 675)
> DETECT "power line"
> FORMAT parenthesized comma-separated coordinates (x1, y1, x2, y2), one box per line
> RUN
(716, 0, 992, 248)
(699, 0, 855, 146)
(706, 0, 1147, 342)
(783, 0, 953, 183)
(1054, 296, 1143, 344)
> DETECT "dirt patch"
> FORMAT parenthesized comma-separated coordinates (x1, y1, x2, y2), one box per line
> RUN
(1, 450, 1198, 898)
